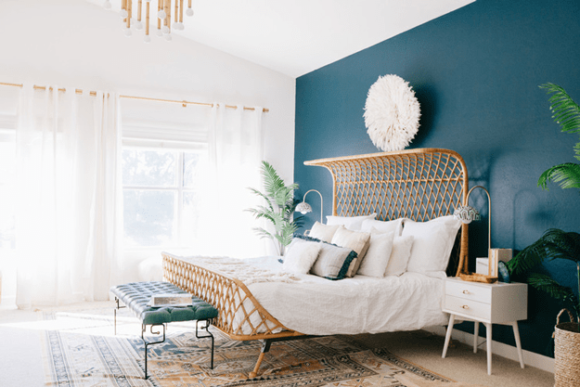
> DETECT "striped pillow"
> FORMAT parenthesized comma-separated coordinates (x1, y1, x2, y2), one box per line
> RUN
(293, 235, 357, 280)
(310, 243, 357, 280)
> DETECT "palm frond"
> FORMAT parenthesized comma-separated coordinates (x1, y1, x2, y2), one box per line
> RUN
(540, 83, 580, 135)
(252, 227, 274, 240)
(527, 272, 577, 304)
(246, 207, 277, 224)
(541, 229, 580, 263)
(538, 163, 580, 190)
(507, 237, 550, 274)
(261, 161, 285, 199)
(247, 187, 274, 212)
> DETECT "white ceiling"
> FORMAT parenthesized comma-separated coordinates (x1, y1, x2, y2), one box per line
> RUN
(93, 0, 475, 78)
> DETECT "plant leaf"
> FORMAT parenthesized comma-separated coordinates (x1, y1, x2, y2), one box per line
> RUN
(540, 83, 580, 135)
(527, 273, 578, 310)
(538, 163, 580, 190)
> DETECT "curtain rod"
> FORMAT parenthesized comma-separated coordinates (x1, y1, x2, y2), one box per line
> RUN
(0, 82, 269, 113)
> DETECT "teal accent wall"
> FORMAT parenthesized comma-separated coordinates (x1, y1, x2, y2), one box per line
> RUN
(294, 0, 580, 357)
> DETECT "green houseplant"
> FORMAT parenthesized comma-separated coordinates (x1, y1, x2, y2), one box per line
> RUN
(507, 83, 580, 387)
(247, 161, 301, 255)
(507, 83, 580, 328)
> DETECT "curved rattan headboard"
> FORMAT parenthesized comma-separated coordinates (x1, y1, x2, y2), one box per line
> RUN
(304, 148, 469, 277)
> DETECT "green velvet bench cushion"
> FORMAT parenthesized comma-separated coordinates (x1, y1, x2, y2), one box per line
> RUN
(110, 281, 218, 325)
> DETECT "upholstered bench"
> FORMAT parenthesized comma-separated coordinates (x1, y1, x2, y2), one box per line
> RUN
(110, 281, 218, 379)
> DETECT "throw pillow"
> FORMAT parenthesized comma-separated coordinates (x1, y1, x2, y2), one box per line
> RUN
(310, 243, 357, 280)
(402, 215, 462, 273)
(330, 226, 371, 276)
(384, 234, 414, 277)
(357, 231, 396, 277)
(326, 213, 377, 231)
(308, 222, 340, 243)
(361, 218, 403, 236)
(282, 239, 321, 274)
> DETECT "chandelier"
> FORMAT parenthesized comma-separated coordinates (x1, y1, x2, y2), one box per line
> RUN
(103, 0, 195, 42)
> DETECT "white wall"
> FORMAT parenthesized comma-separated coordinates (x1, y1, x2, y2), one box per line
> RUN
(0, 0, 296, 301)
(0, 0, 295, 183)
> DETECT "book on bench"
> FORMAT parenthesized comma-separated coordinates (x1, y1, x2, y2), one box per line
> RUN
(149, 293, 193, 307)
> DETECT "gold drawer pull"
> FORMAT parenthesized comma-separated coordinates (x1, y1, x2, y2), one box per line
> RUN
(463, 290, 470, 294)
(461, 305, 470, 309)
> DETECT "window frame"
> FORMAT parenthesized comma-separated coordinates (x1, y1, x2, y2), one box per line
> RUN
(121, 143, 207, 251)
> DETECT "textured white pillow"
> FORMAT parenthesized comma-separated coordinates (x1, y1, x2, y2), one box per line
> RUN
(357, 231, 396, 277)
(330, 226, 371, 277)
(282, 240, 321, 274)
(326, 213, 377, 231)
(309, 222, 340, 243)
(403, 215, 462, 273)
(384, 235, 414, 277)
(361, 218, 403, 236)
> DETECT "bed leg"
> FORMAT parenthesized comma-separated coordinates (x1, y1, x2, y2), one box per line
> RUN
(248, 339, 272, 379)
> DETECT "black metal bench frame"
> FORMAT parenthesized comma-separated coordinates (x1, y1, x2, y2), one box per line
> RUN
(114, 296, 215, 379)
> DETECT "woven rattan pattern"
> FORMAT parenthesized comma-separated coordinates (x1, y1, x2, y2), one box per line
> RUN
(163, 148, 469, 341)
(162, 254, 301, 340)
(306, 148, 469, 277)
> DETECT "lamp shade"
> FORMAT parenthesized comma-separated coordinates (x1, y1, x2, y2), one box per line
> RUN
(454, 205, 480, 224)
(296, 201, 312, 214)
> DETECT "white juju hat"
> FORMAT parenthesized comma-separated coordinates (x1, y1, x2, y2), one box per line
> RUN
(363, 74, 421, 152)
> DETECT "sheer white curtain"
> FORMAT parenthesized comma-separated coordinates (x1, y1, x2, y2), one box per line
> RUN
(199, 104, 266, 258)
(15, 85, 121, 308)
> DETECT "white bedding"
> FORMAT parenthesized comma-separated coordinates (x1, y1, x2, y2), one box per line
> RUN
(168, 254, 449, 336)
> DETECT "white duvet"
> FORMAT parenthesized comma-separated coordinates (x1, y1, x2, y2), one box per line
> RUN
(168, 254, 449, 336)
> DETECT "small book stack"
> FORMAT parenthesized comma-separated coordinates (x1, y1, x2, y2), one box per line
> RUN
(150, 293, 193, 307)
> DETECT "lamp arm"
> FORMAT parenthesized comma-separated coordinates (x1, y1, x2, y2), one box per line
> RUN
(465, 185, 491, 257)
(303, 189, 324, 223)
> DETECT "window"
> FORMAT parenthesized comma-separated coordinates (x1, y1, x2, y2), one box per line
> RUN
(122, 147, 208, 249)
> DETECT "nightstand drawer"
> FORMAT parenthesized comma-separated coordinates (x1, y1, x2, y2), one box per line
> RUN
(446, 280, 491, 304)
(444, 295, 491, 320)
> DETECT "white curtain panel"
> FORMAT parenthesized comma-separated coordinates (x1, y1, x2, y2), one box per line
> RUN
(15, 85, 121, 308)
(200, 104, 266, 258)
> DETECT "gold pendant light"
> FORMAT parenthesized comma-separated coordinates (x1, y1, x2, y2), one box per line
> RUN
(103, 0, 194, 43)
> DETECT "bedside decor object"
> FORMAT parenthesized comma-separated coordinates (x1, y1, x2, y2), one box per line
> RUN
(497, 261, 510, 283)
(453, 185, 497, 283)
(104, 0, 196, 43)
(363, 75, 421, 152)
(247, 161, 302, 256)
(442, 277, 527, 375)
(489, 248, 512, 276)
(296, 189, 324, 223)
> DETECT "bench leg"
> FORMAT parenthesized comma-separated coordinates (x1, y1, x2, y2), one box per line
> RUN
(113, 297, 126, 336)
(249, 339, 272, 379)
(141, 323, 166, 380)
(196, 320, 215, 369)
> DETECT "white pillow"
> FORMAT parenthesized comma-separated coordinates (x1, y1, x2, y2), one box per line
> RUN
(326, 213, 377, 231)
(282, 240, 321, 274)
(357, 231, 396, 277)
(330, 226, 371, 277)
(384, 235, 414, 277)
(361, 218, 403, 236)
(403, 215, 462, 273)
(308, 222, 340, 243)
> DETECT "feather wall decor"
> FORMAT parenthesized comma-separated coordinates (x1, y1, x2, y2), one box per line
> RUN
(364, 75, 421, 152)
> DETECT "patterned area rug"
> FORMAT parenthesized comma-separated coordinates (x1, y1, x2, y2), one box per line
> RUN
(40, 307, 473, 387)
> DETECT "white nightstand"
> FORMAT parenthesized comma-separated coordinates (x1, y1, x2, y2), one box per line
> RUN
(441, 277, 528, 375)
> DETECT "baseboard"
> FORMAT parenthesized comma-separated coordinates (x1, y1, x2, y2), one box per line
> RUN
(423, 325, 555, 374)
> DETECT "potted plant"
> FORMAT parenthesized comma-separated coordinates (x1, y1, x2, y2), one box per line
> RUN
(247, 161, 302, 255)
(508, 83, 580, 387)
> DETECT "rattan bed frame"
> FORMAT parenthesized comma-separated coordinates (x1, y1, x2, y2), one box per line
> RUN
(162, 148, 469, 377)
